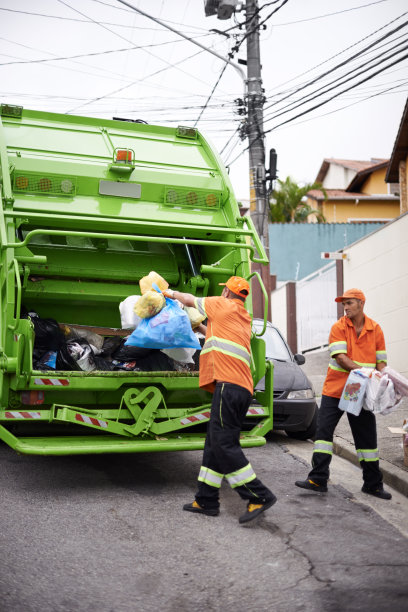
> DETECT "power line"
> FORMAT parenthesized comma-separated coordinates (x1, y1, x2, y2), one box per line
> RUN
(226, 51, 408, 168)
(264, 38, 408, 122)
(65, 48, 206, 114)
(263, 17, 408, 112)
(272, 0, 392, 27)
(264, 51, 408, 132)
(0, 6, 210, 36)
(194, 63, 228, 126)
(264, 10, 408, 96)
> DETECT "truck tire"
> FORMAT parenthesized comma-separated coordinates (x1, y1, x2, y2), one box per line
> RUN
(286, 405, 318, 441)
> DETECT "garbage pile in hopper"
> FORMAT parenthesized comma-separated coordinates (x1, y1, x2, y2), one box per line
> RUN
(27, 271, 205, 373)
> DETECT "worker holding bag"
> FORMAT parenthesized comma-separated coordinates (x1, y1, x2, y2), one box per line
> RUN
(165, 277, 276, 524)
(295, 288, 392, 500)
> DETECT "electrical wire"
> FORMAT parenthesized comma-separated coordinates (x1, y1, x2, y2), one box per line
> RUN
(194, 63, 228, 126)
(225, 51, 408, 169)
(265, 49, 408, 129)
(272, 0, 391, 27)
(264, 38, 408, 121)
(65, 48, 206, 114)
(0, 6, 209, 36)
(263, 18, 408, 112)
(265, 10, 408, 96)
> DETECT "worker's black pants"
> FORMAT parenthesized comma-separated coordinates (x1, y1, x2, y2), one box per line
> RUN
(308, 394, 383, 489)
(195, 382, 273, 510)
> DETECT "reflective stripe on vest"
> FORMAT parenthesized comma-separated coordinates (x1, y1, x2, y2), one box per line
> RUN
(201, 336, 251, 367)
(376, 350, 387, 362)
(198, 466, 223, 489)
(194, 297, 207, 318)
(357, 448, 379, 462)
(328, 358, 375, 373)
(329, 341, 347, 357)
(226, 462, 256, 488)
(329, 358, 348, 373)
(313, 440, 333, 455)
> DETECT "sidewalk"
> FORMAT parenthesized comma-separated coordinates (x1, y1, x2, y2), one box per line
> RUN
(301, 349, 408, 498)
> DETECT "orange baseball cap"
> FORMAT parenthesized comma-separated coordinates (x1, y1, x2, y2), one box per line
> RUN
(335, 288, 366, 303)
(219, 276, 250, 298)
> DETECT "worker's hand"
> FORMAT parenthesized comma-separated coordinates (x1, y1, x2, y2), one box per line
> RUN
(163, 289, 175, 299)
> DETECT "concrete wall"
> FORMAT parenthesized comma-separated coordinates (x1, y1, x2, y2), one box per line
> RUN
(343, 212, 408, 377)
(269, 222, 385, 281)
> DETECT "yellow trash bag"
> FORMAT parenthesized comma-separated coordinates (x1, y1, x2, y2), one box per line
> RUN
(139, 271, 169, 295)
(184, 306, 206, 329)
(134, 290, 166, 319)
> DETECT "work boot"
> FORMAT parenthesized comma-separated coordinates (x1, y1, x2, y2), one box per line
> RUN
(295, 479, 328, 493)
(361, 485, 392, 500)
(239, 493, 277, 524)
(183, 501, 220, 516)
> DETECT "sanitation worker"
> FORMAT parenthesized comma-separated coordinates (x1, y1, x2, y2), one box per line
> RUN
(295, 288, 392, 500)
(164, 276, 277, 523)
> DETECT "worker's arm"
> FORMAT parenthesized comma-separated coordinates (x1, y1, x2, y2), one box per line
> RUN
(376, 361, 387, 372)
(335, 353, 359, 372)
(165, 289, 195, 308)
(195, 323, 207, 336)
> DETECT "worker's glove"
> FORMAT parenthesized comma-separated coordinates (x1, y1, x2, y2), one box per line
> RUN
(163, 289, 175, 299)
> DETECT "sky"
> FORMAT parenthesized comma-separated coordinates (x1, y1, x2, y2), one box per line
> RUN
(0, 0, 407, 200)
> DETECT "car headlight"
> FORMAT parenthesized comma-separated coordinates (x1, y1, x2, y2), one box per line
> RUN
(287, 389, 315, 399)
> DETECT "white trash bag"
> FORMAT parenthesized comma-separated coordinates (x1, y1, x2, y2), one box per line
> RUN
(364, 369, 402, 415)
(119, 295, 142, 330)
(339, 369, 370, 416)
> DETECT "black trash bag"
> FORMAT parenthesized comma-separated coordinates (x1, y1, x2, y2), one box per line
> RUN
(93, 355, 115, 371)
(100, 336, 124, 358)
(136, 350, 176, 372)
(30, 315, 65, 353)
(56, 343, 81, 371)
(112, 339, 153, 361)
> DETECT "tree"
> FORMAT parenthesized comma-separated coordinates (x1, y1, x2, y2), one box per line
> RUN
(269, 176, 327, 223)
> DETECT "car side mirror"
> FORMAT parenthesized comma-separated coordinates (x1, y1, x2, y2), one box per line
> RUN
(294, 353, 305, 365)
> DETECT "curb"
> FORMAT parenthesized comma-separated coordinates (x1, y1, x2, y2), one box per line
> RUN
(333, 436, 408, 498)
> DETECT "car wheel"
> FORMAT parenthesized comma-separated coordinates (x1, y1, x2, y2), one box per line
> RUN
(286, 405, 318, 441)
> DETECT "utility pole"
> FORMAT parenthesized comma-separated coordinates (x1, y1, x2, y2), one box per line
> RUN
(244, 0, 271, 320)
(204, 1, 275, 318)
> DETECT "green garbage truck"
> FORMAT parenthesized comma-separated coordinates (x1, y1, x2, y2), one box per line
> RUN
(0, 103, 273, 455)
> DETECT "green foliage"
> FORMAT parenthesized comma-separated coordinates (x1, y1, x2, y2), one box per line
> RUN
(269, 176, 327, 223)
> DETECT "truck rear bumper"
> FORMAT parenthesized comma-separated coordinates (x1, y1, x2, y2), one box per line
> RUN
(0, 425, 266, 455)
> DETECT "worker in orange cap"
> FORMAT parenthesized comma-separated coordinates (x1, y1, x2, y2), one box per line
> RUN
(165, 276, 276, 523)
(295, 288, 392, 499)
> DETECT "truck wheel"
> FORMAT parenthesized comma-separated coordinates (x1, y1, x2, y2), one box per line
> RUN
(286, 405, 318, 441)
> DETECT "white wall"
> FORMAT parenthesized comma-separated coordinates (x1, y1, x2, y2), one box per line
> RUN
(271, 284, 287, 339)
(322, 165, 356, 189)
(296, 262, 337, 352)
(343, 213, 408, 377)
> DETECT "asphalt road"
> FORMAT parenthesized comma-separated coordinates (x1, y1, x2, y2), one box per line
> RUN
(1, 434, 408, 612)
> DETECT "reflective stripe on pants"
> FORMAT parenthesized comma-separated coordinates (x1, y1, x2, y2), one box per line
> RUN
(195, 382, 273, 510)
(308, 394, 382, 489)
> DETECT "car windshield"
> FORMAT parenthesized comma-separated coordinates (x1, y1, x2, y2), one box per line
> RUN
(253, 324, 292, 361)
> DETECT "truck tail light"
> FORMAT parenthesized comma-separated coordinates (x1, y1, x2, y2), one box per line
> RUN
(116, 149, 133, 162)
(38, 177, 52, 191)
(206, 193, 217, 207)
(186, 191, 198, 205)
(21, 391, 45, 405)
(15, 176, 28, 190)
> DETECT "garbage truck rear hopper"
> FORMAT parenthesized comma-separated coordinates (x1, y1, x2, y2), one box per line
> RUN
(0, 104, 273, 455)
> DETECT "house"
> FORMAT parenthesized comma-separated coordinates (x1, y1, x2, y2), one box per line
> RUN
(386, 96, 408, 215)
(306, 158, 400, 223)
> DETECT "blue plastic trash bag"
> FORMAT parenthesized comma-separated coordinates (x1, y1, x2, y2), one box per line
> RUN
(124, 297, 201, 350)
